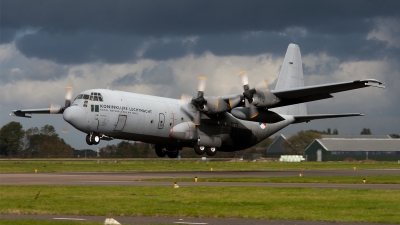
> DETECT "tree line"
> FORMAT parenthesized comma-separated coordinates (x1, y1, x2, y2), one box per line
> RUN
(1, 121, 397, 158)
(0, 122, 72, 158)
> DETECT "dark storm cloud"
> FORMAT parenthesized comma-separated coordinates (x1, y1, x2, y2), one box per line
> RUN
(16, 32, 145, 64)
(2, 0, 399, 36)
(0, 28, 18, 44)
(1, 0, 400, 64)
(112, 64, 176, 86)
(1, 61, 68, 84)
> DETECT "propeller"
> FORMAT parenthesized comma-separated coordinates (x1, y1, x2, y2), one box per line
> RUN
(62, 86, 73, 133)
(49, 86, 74, 133)
(238, 70, 259, 119)
(180, 76, 242, 126)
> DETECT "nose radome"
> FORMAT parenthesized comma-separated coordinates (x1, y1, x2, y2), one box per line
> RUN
(63, 106, 86, 126)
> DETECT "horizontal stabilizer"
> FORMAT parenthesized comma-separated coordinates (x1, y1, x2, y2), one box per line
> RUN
(293, 113, 364, 124)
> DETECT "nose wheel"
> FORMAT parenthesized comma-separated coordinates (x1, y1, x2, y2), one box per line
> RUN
(86, 133, 100, 145)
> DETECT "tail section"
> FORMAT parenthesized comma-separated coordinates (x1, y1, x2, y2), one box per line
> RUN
(272, 43, 307, 115)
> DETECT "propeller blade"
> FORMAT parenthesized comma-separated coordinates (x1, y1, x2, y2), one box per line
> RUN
(194, 111, 201, 126)
(228, 96, 241, 109)
(198, 76, 207, 92)
(180, 93, 193, 104)
(207, 97, 219, 110)
(61, 121, 68, 134)
(50, 104, 61, 114)
(65, 86, 73, 108)
(238, 70, 248, 86)
(249, 105, 259, 119)
(254, 80, 268, 92)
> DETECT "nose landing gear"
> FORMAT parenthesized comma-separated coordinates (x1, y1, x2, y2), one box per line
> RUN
(86, 133, 100, 145)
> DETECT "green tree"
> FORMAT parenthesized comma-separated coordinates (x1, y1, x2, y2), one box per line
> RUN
(282, 131, 322, 155)
(0, 122, 24, 157)
(40, 125, 58, 137)
(389, 134, 400, 138)
(333, 129, 339, 135)
(23, 125, 72, 158)
(361, 128, 372, 135)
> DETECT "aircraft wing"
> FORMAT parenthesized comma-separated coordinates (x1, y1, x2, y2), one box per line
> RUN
(293, 113, 364, 124)
(270, 79, 385, 108)
(12, 108, 58, 118)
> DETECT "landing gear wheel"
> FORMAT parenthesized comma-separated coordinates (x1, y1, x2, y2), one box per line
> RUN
(206, 147, 217, 156)
(86, 134, 93, 145)
(90, 134, 100, 145)
(167, 151, 179, 158)
(155, 145, 166, 157)
(194, 145, 206, 155)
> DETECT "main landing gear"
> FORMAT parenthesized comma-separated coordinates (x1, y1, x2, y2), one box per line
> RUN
(86, 133, 100, 145)
(154, 144, 180, 158)
(194, 145, 217, 156)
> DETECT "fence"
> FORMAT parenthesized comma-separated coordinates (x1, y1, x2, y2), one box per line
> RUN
(306, 154, 400, 161)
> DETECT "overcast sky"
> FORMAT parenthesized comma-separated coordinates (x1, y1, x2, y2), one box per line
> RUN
(1, 0, 399, 150)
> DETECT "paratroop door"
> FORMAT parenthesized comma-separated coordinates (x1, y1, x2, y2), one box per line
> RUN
(114, 115, 127, 131)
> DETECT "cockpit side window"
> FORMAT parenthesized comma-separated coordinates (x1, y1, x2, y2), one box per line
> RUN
(74, 94, 83, 100)
(82, 95, 90, 99)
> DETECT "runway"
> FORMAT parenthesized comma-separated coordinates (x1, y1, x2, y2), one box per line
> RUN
(1, 170, 400, 189)
(1, 214, 395, 225)
(2, 170, 400, 225)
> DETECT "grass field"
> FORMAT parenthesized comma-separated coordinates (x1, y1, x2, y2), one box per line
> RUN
(0, 219, 102, 225)
(144, 174, 400, 184)
(0, 159, 399, 172)
(1, 186, 400, 224)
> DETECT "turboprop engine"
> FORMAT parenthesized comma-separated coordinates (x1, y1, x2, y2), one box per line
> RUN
(251, 89, 281, 108)
(169, 122, 197, 141)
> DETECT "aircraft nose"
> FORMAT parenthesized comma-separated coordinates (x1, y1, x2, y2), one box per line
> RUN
(63, 106, 86, 126)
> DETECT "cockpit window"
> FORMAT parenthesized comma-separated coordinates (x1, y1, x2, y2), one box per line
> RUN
(74, 94, 83, 100)
(89, 92, 103, 101)
(73, 93, 102, 101)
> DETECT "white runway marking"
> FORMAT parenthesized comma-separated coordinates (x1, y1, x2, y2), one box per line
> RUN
(174, 222, 208, 225)
(53, 217, 87, 221)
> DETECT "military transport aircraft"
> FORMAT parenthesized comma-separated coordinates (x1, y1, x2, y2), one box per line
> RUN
(11, 44, 385, 158)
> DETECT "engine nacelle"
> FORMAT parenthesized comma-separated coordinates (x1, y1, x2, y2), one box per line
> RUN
(169, 122, 197, 141)
(201, 97, 230, 114)
(251, 89, 281, 108)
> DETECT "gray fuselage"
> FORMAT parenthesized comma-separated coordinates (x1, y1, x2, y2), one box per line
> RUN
(66, 89, 294, 151)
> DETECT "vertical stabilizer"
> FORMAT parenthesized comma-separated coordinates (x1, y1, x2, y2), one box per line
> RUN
(272, 44, 307, 115)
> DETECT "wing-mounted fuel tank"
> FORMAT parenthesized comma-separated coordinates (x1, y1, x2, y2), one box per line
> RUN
(231, 107, 285, 123)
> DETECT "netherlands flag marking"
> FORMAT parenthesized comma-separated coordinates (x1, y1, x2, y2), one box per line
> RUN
(259, 122, 267, 129)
